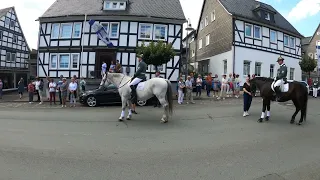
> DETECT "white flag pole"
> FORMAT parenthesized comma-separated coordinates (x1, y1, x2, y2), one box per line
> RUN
(80, 14, 87, 78)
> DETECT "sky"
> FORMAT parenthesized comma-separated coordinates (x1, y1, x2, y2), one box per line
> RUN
(0, 0, 319, 49)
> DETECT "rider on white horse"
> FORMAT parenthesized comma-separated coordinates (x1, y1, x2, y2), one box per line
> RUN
(129, 54, 147, 104)
(274, 56, 288, 101)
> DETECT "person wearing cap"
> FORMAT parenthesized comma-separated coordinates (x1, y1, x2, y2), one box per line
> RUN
(274, 56, 287, 101)
(129, 54, 147, 103)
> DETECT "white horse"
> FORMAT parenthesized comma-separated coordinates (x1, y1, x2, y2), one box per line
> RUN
(99, 72, 173, 123)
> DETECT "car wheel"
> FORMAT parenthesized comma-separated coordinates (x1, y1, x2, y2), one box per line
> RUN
(137, 100, 147, 106)
(86, 96, 97, 107)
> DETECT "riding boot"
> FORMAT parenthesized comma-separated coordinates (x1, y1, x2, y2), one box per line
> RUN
(130, 85, 137, 104)
(274, 86, 282, 102)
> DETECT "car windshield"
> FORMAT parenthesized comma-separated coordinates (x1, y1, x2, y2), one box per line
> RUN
(103, 84, 117, 91)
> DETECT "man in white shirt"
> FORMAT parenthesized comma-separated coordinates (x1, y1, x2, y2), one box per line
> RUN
(69, 78, 78, 107)
(101, 61, 107, 78)
(185, 76, 195, 104)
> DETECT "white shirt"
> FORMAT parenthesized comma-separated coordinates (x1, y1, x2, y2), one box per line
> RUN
(222, 78, 228, 84)
(185, 80, 192, 88)
(33, 81, 40, 90)
(68, 82, 78, 91)
(49, 82, 56, 92)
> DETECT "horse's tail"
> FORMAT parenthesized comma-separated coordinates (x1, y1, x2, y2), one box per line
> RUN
(302, 87, 308, 122)
(165, 79, 173, 115)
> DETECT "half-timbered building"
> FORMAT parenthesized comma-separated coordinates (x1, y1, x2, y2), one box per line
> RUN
(0, 7, 30, 89)
(37, 0, 185, 82)
(195, 0, 303, 82)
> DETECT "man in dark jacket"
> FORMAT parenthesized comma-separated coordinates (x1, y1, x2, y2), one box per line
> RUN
(274, 56, 287, 101)
(129, 54, 147, 104)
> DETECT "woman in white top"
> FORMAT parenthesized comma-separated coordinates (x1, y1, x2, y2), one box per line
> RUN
(196, 75, 202, 97)
(49, 78, 57, 105)
(218, 75, 228, 100)
(68, 78, 78, 107)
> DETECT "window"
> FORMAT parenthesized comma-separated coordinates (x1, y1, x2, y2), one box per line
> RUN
(270, 64, 274, 78)
(51, 23, 60, 39)
(200, 20, 204, 30)
(205, 34, 210, 46)
(223, 60, 227, 74)
(270, 30, 277, 43)
(243, 61, 250, 76)
(101, 22, 109, 33)
(11, 53, 16, 62)
(254, 26, 261, 39)
(50, 54, 57, 69)
(110, 22, 119, 38)
(60, 23, 73, 38)
(104, 1, 126, 10)
(211, 11, 215, 22)
(205, 16, 208, 26)
(265, 12, 270, 20)
(10, 20, 15, 28)
(104, 2, 111, 9)
(154, 24, 167, 40)
(192, 50, 195, 57)
(0, 31, 3, 40)
(72, 23, 82, 38)
(138, 23, 152, 39)
(309, 53, 314, 59)
(59, 54, 70, 69)
(112, 2, 117, 8)
(71, 54, 79, 69)
(119, 2, 125, 9)
(6, 52, 11, 61)
(198, 39, 202, 49)
(13, 35, 18, 43)
(284, 35, 289, 46)
(5, 18, 10, 25)
(289, 68, 294, 80)
(245, 24, 252, 37)
(255, 62, 261, 76)
(289, 37, 295, 48)
(315, 53, 318, 60)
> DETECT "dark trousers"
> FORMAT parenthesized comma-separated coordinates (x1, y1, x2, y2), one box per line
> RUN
(243, 93, 252, 111)
(29, 92, 34, 102)
(196, 86, 202, 96)
(69, 91, 77, 100)
(36, 90, 40, 101)
(49, 92, 56, 104)
(58, 91, 62, 104)
(206, 84, 211, 96)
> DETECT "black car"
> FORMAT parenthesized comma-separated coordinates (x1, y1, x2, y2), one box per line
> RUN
(79, 84, 155, 107)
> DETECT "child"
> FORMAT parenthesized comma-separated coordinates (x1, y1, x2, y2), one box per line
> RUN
(28, 80, 35, 103)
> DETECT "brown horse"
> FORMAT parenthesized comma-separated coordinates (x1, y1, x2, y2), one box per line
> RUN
(250, 77, 308, 125)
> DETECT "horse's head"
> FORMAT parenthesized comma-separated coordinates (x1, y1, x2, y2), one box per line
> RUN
(99, 72, 111, 89)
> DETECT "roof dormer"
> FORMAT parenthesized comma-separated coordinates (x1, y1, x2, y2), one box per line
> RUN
(253, 3, 277, 22)
(103, 0, 128, 11)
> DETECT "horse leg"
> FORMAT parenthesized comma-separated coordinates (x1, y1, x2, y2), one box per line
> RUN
(297, 101, 305, 126)
(258, 99, 266, 123)
(158, 96, 169, 123)
(265, 99, 271, 121)
(126, 100, 132, 120)
(119, 98, 127, 121)
(290, 99, 300, 124)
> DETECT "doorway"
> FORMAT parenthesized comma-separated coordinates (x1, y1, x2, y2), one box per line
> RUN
(95, 50, 116, 78)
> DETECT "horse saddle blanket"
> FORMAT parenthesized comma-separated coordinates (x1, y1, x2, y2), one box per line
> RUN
(271, 81, 289, 93)
(136, 82, 146, 91)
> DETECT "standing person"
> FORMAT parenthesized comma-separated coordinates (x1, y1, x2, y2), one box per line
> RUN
(129, 54, 147, 104)
(196, 75, 202, 97)
(0, 78, 3, 99)
(190, 73, 195, 92)
(213, 74, 220, 98)
(115, 60, 122, 73)
(155, 71, 163, 78)
(18, 78, 24, 99)
(49, 78, 57, 105)
(109, 60, 116, 72)
(206, 73, 213, 97)
(79, 77, 86, 94)
(185, 76, 195, 104)
(243, 76, 253, 117)
(176, 73, 183, 97)
(218, 75, 228, 100)
(68, 78, 78, 107)
(101, 61, 107, 77)
(313, 80, 319, 98)
(251, 74, 257, 97)
(57, 75, 63, 105)
(234, 74, 241, 98)
(45, 76, 50, 101)
(33, 77, 41, 102)
(178, 77, 185, 104)
(227, 73, 233, 97)
(274, 56, 287, 101)
(38, 79, 44, 104)
(27, 80, 35, 104)
(60, 78, 68, 107)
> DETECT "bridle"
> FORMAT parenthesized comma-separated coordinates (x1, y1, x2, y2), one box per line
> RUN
(103, 73, 131, 89)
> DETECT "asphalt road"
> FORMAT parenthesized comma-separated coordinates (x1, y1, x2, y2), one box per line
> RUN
(0, 98, 320, 180)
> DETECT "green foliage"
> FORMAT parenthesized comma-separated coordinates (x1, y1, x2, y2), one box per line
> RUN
(299, 54, 317, 75)
(136, 41, 175, 67)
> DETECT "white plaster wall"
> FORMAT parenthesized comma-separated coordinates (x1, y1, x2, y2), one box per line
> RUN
(205, 49, 233, 76)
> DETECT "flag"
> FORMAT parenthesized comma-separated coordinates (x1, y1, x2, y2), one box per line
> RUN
(88, 19, 114, 47)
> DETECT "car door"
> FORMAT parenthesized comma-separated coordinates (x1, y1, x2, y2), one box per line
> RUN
(103, 85, 121, 104)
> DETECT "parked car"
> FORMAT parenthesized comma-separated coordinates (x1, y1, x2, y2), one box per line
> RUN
(79, 84, 155, 107)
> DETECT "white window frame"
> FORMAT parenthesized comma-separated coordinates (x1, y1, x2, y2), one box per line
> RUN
(58, 53, 70, 69)
(270, 30, 277, 43)
(13, 35, 18, 43)
(191, 50, 195, 57)
(243, 61, 251, 77)
(255, 62, 262, 76)
(109, 22, 120, 38)
(270, 64, 275, 78)
(200, 20, 204, 30)
(284, 34, 289, 47)
(223, 60, 227, 75)
(49, 53, 58, 69)
(138, 23, 153, 40)
(119, 2, 126, 9)
(104, 1, 126, 10)
(253, 25, 261, 39)
(289, 68, 294, 80)
(153, 24, 167, 41)
(211, 11, 215, 22)
(71, 53, 80, 69)
(72, 22, 82, 38)
(265, 12, 270, 20)
(59, 23, 73, 39)
(289, 36, 295, 48)
(205, 16, 208, 27)
(205, 34, 210, 46)
(245, 23, 253, 38)
(101, 22, 110, 34)
(5, 18, 10, 25)
(51, 23, 60, 39)
(198, 39, 203, 49)
(6, 52, 11, 61)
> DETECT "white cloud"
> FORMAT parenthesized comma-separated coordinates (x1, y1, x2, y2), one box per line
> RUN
(287, 0, 320, 22)
(0, 0, 56, 49)
(180, 0, 203, 36)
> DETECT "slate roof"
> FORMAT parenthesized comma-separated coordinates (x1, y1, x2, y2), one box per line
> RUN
(0, 7, 12, 18)
(219, 0, 302, 37)
(40, 0, 186, 21)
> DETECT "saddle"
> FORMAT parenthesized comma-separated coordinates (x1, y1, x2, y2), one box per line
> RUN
(133, 77, 146, 88)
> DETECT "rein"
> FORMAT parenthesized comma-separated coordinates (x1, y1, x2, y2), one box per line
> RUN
(103, 73, 131, 89)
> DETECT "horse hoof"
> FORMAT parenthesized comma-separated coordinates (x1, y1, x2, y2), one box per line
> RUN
(119, 117, 124, 121)
(258, 118, 263, 123)
(296, 122, 302, 126)
(126, 115, 132, 120)
(290, 120, 295, 124)
(265, 116, 270, 121)
(160, 118, 168, 123)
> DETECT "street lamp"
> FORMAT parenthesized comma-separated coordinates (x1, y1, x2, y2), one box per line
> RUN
(185, 18, 195, 79)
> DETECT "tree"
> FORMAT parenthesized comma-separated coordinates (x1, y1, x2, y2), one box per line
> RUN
(299, 54, 317, 78)
(136, 41, 175, 71)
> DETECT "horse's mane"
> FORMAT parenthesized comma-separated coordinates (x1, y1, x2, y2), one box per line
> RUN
(253, 76, 274, 82)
